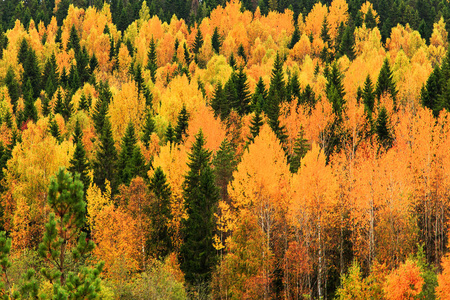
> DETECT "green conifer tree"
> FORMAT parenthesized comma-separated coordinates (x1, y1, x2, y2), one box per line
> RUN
(147, 37, 158, 83)
(117, 122, 140, 186)
(93, 118, 118, 194)
(38, 168, 103, 295)
(212, 138, 238, 202)
(288, 23, 300, 49)
(180, 130, 219, 288)
(174, 105, 189, 143)
(148, 167, 173, 258)
(363, 74, 375, 115)
(289, 126, 309, 173)
(68, 120, 90, 198)
(211, 27, 222, 54)
(375, 58, 398, 107)
(142, 111, 155, 147)
(193, 28, 204, 54)
(4, 67, 19, 114)
(165, 123, 175, 145)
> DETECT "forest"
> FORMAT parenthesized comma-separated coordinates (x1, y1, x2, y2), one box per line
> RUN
(0, 0, 450, 298)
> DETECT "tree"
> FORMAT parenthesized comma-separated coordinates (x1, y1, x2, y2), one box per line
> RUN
(117, 122, 145, 186)
(232, 67, 251, 116)
(211, 83, 229, 120)
(4, 67, 19, 114)
(48, 116, 61, 142)
(289, 126, 309, 173)
(174, 105, 189, 144)
(93, 117, 118, 194)
(289, 24, 300, 49)
(267, 53, 288, 145)
(326, 62, 346, 117)
(335, 260, 368, 300)
(67, 24, 80, 54)
(180, 130, 219, 288)
(38, 168, 103, 295)
(376, 106, 393, 149)
(68, 120, 90, 198)
(362, 74, 375, 115)
(193, 28, 204, 54)
(21, 79, 38, 123)
(383, 259, 423, 300)
(147, 37, 157, 83)
(212, 138, 238, 202)
(211, 27, 222, 54)
(249, 106, 264, 143)
(375, 59, 398, 106)
(142, 111, 155, 147)
(149, 167, 173, 258)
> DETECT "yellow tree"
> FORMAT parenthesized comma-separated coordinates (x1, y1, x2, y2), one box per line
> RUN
(228, 124, 291, 298)
(290, 143, 337, 299)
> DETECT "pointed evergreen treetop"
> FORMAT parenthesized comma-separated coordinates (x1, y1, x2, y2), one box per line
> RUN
(193, 27, 204, 54)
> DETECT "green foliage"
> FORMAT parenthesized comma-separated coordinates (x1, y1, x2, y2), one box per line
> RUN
(180, 130, 219, 288)
(93, 117, 118, 194)
(289, 126, 309, 173)
(4, 67, 19, 114)
(212, 138, 238, 202)
(211, 27, 222, 54)
(38, 168, 104, 297)
(375, 59, 398, 107)
(362, 74, 375, 116)
(174, 105, 189, 143)
(117, 122, 146, 186)
(336, 260, 367, 300)
(142, 111, 155, 147)
(376, 106, 393, 150)
(288, 23, 300, 49)
(148, 167, 173, 258)
(193, 28, 204, 54)
(68, 120, 90, 198)
(147, 37, 158, 83)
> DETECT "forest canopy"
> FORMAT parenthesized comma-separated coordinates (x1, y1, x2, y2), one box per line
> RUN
(0, 0, 449, 298)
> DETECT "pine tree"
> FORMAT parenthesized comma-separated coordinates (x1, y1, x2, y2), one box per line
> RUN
(23, 48, 41, 99)
(38, 168, 103, 294)
(211, 83, 229, 120)
(326, 63, 346, 117)
(289, 126, 309, 173)
(251, 77, 268, 111)
(4, 67, 19, 114)
(212, 138, 238, 202)
(67, 24, 81, 54)
(339, 25, 356, 60)
(288, 23, 300, 49)
(22, 79, 38, 123)
(165, 123, 175, 145)
(174, 105, 189, 143)
(49, 116, 61, 142)
(232, 67, 251, 115)
(229, 52, 237, 70)
(237, 43, 247, 63)
(68, 63, 81, 93)
(149, 167, 173, 258)
(193, 27, 204, 54)
(62, 90, 73, 121)
(249, 105, 264, 143)
(421, 66, 441, 116)
(211, 27, 222, 54)
(288, 72, 301, 102)
(117, 122, 143, 186)
(320, 16, 332, 63)
(53, 89, 64, 116)
(17, 38, 28, 66)
(183, 43, 191, 66)
(267, 52, 287, 144)
(375, 58, 398, 106)
(92, 97, 109, 134)
(68, 120, 90, 198)
(365, 7, 377, 29)
(78, 93, 89, 111)
(42, 53, 58, 99)
(142, 111, 155, 147)
(147, 37, 157, 83)
(180, 130, 219, 287)
(376, 106, 393, 149)
(363, 74, 375, 115)
(93, 118, 118, 194)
